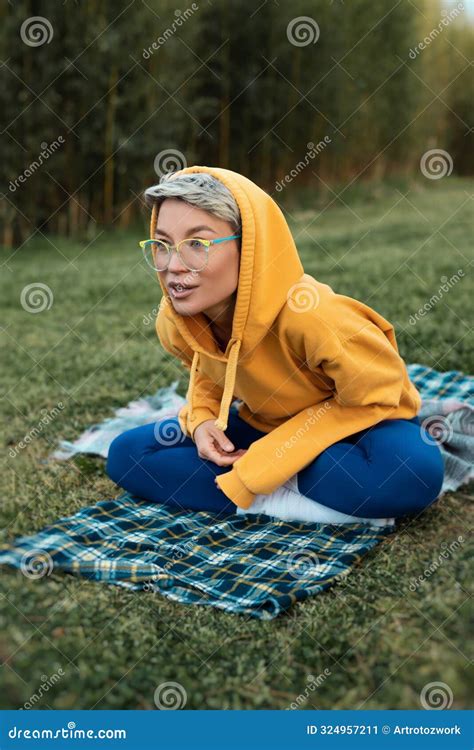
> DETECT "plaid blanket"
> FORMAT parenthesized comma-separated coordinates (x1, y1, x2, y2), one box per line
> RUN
(0, 493, 392, 619)
(0, 364, 472, 619)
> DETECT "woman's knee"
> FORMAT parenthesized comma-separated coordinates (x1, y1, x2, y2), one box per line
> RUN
(410, 441, 445, 509)
(372, 430, 445, 514)
(106, 428, 140, 485)
(106, 419, 187, 486)
(340, 419, 443, 514)
(106, 423, 160, 483)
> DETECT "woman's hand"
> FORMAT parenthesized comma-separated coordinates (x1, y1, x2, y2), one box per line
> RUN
(194, 419, 248, 467)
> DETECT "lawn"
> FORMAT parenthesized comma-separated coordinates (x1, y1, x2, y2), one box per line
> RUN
(0, 177, 472, 710)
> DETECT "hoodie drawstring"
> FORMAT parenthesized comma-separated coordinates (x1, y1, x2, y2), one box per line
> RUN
(214, 339, 241, 432)
(187, 340, 242, 435)
(188, 350, 200, 425)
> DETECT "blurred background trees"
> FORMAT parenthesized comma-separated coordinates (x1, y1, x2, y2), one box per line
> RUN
(1, 0, 472, 244)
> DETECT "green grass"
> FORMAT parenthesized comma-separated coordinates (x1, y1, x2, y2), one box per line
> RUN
(0, 178, 472, 710)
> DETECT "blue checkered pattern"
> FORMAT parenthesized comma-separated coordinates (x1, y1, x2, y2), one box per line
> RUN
(0, 493, 392, 619)
(407, 363, 474, 402)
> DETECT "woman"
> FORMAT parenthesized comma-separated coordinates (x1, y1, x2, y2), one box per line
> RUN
(106, 166, 444, 522)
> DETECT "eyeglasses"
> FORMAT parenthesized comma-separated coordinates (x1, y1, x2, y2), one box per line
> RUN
(139, 234, 241, 272)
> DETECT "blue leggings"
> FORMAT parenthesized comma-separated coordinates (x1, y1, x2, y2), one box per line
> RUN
(105, 405, 445, 519)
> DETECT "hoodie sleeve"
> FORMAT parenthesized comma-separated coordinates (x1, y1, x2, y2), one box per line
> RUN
(156, 313, 224, 441)
(215, 320, 407, 509)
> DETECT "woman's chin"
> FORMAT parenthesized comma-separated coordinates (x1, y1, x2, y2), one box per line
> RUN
(169, 296, 204, 315)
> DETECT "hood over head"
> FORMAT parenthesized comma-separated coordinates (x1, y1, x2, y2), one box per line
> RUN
(150, 165, 305, 433)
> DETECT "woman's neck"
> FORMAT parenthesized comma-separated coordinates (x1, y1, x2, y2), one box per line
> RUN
(203, 294, 236, 346)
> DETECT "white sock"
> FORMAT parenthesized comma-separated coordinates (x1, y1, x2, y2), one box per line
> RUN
(236, 476, 395, 528)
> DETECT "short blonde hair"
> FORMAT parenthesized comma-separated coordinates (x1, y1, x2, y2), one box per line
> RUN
(143, 172, 241, 234)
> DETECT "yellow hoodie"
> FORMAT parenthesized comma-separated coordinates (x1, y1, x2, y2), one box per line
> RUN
(152, 166, 422, 510)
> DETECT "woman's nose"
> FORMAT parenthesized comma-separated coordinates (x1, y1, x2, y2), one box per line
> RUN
(167, 247, 188, 272)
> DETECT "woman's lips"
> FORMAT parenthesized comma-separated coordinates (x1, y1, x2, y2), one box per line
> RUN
(169, 285, 197, 299)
